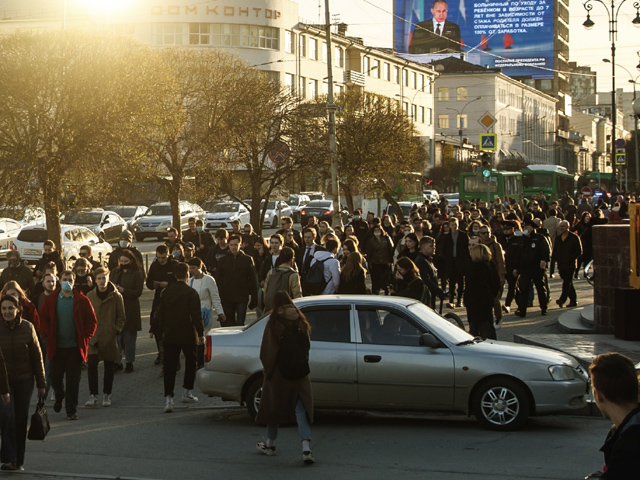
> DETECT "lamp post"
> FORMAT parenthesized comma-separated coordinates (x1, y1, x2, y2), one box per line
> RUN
(446, 96, 482, 162)
(583, 0, 640, 194)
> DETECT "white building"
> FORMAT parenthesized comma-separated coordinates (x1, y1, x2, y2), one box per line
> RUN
(431, 57, 558, 170)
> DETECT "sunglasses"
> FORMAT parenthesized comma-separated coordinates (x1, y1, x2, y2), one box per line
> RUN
(478, 231, 489, 235)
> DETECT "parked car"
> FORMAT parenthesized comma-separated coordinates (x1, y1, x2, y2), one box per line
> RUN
(196, 296, 588, 431)
(0, 206, 46, 226)
(130, 201, 204, 241)
(300, 200, 335, 226)
(0, 218, 24, 258)
(423, 189, 440, 203)
(12, 224, 112, 268)
(440, 193, 460, 209)
(252, 200, 293, 228)
(299, 191, 325, 201)
(103, 205, 148, 229)
(287, 194, 310, 223)
(204, 202, 251, 232)
(385, 201, 418, 219)
(63, 209, 127, 243)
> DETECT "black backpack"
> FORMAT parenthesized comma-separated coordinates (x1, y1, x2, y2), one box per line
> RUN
(277, 320, 310, 380)
(302, 257, 328, 296)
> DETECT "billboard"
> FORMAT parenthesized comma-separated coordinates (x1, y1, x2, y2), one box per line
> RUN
(394, 0, 555, 77)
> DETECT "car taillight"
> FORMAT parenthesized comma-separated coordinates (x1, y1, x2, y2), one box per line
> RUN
(301, 210, 306, 215)
(10, 243, 16, 251)
(323, 210, 332, 216)
(205, 336, 212, 363)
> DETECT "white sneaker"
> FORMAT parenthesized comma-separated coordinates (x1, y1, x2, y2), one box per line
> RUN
(302, 451, 315, 464)
(164, 400, 174, 413)
(85, 395, 98, 407)
(102, 394, 111, 407)
(181, 392, 198, 404)
(256, 442, 277, 456)
(50, 391, 56, 401)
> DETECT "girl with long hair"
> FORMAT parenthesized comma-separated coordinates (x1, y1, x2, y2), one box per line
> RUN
(389, 257, 424, 301)
(338, 252, 368, 294)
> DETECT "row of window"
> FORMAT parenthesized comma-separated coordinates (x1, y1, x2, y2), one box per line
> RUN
(285, 31, 343, 67)
(437, 86, 469, 102)
(150, 23, 279, 48)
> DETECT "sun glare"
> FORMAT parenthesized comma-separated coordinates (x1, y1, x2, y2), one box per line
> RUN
(80, 0, 133, 16)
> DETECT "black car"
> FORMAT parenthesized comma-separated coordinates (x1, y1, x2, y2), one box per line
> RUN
(300, 200, 334, 226)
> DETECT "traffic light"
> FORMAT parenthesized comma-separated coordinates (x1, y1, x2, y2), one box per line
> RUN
(481, 153, 491, 178)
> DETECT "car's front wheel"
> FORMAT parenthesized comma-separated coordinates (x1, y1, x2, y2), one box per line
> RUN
(245, 375, 263, 419)
(472, 378, 530, 431)
(271, 216, 278, 228)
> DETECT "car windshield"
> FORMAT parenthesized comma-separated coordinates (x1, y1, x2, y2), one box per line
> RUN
(17, 229, 48, 243)
(212, 203, 239, 213)
(260, 201, 277, 210)
(145, 205, 172, 216)
(108, 206, 137, 217)
(407, 302, 473, 343)
(67, 212, 103, 224)
(306, 201, 332, 208)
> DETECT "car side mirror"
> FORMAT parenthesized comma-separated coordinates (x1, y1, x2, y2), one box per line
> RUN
(419, 333, 443, 348)
(0, 230, 4, 234)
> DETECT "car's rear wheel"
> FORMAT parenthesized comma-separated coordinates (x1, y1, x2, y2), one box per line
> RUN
(271, 216, 278, 228)
(472, 378, 530, 431)
(245, 375, 263, 419)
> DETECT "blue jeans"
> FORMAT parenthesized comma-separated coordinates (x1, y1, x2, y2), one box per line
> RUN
(0, 379, 34, 466)
(266, 398, 311, 442)
(51, 347, 82, 416)
(118, 331, 137, 364)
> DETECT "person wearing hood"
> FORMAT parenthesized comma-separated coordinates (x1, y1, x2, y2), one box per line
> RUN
(350, 210, 370, 246)
(0, 251, 34, 296)
(0, 294, 44, 471)
(108, 230, 143, 272)
(255, 291, 314, 465)
(85, 268, 125, 408)
(33, 241, 64, 282)
(72, 258, 94, 295)
(309, 239, 341, 295)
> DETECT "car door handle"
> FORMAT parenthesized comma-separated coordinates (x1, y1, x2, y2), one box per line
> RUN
(364, 355, 381, 363)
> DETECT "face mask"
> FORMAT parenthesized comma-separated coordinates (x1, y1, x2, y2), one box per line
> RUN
(197, 226, 203, 232)
(172, 251, 181, 258)
(8, 260, 19, 268)
(354, 216, 360, 220)
(119, 240, 129, 248)
(374, 232, 381, 237)
(61, 281, 73, 293)
(472, 228, 480, 234)
(523, 229, 530, 236)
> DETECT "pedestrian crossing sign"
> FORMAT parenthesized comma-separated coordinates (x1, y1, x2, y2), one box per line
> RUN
(479, 134, 497, 151)
(615, 153, 626, 166)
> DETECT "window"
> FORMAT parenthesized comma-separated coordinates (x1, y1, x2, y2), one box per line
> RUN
(373, 59, 381, 78)
(383, 63, 390, 81)
(426, 107, 432, 125)
(258, 26, 279, 49)
(309, 38, 318, 60)
(456, 87, 467, 100)
(411, 104, 417, 121)
(438, 114, 450, 129)
(457, 114, 467, 129)
(411, 71, 417, 89)
(420, 106, 425, 123)
(437, 87, 449, 101)
(152, 23, 184, 45)
(323, 81, 329, 95)
(419, 74, 425, 91)
(402, 68, 408, 87)
(189, 23, 210, 44)
(240, 25, 259, 47)
(299, 34, 306, 56)
(285, 30, 295, 53)
(322, 42, 327, 63)
(358, 308, 423, 346)
(363, 56, 370, 75)
(298, 76, 306, 98)
(309, 79, 318, 98)
(393, 66, 400, 84)
(334, 46, 343, 67)
(306, 308, 351, 343)
(540, 79, 552, 91)
(403, 101, 409, 114)
(285, 73, 295, 94)
(335, 84, 344, 95)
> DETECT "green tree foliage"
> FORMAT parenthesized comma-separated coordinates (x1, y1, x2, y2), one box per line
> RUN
(0, 30, 163, 250)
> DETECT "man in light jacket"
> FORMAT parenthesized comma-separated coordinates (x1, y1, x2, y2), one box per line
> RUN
(310, 239, 341, 295)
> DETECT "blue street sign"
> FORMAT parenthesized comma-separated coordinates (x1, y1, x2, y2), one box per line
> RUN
(479, 134, 497, 151)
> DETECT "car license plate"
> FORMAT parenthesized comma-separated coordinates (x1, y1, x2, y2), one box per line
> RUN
(24, 249, 41, 256)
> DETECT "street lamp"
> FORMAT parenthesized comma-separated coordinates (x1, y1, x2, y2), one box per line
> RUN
(446, 96, 482, 162)
(583, 0, 640, 194)
(603, 58, 640, 189)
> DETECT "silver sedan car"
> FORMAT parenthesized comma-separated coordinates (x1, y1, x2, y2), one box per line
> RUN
(196, 296, 588, 431)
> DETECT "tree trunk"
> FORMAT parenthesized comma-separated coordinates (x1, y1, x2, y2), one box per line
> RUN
(383, 190, 405, 223)
(342, 184, 355, 214)
(40, 169, 63, 258)
(167, 179, 182, 237)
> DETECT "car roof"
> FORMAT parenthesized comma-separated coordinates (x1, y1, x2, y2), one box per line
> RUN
(20, 224, 95, 233)
(293, 295, 416, 309)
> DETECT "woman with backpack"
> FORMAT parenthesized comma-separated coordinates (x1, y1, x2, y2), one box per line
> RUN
(255, 291, 314, 465)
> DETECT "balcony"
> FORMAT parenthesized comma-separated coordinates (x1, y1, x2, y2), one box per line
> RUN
(344, 70, 365, 86)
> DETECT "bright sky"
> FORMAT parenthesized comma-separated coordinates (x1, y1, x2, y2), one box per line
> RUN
(298, 0, 640, 94)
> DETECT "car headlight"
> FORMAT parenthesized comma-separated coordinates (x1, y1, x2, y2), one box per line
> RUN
(227, 215, 238, 221)
(159, 220, 171, 227)
(549, 365, 575, 381)
(264, 212, 271, 218)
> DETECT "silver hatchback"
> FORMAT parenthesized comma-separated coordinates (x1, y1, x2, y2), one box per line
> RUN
(196, 296, 588, 431)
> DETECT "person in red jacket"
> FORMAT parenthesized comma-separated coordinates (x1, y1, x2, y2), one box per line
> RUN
(39, 270, 97, 420)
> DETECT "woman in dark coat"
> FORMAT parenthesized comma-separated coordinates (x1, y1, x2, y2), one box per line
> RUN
(0, 294, 45, 471)
(397, 233, 419, 262)
(110, 250, 144, 373)
(255, 292, 315, 464)
(435, 221, 450, 291)
(573, 211, 594, 278)
(338, 252, 368, 294)
(464, 244, 501, 340)
(365, 225, 394, 295)
(389, 257, 424, 301)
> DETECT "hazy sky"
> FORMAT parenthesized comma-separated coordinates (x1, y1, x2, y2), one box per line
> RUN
(298, 0, 640, 94)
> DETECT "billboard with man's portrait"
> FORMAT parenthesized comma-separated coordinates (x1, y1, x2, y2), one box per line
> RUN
(394, 0, 555, 77)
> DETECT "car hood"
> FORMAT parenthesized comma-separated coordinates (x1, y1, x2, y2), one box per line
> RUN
(206, 212, 237, 219)
(457, 339, 578, 366)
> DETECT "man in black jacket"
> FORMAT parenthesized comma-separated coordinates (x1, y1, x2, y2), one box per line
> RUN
(414, 236, 443, 309)
(151, 262, 203, 413)
(217, 235, 258, 326)
(588, 353, 640, 479)
(552, 220, 582, 308)
(146, 245, 178, 366)
(514, 220, 550, 317)
(441, 218, 470, 308)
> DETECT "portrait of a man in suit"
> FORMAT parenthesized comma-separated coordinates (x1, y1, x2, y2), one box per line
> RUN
(409, 0, 461, 54)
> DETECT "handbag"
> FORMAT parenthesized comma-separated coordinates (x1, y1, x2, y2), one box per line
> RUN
(27, 398, 50, 441)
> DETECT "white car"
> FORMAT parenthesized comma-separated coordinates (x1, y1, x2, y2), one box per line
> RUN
(103, 205, 148, 230)
(204, 202, 250, 232)
(287, 194, 310, 223)
(0, 218, 24, 258)
(130, 201, 204, 241)
(0, 206, 46, 226)
(257, 200, 293, 228)
(12, 224, 112, 268)
(423, 189, 440, 203)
